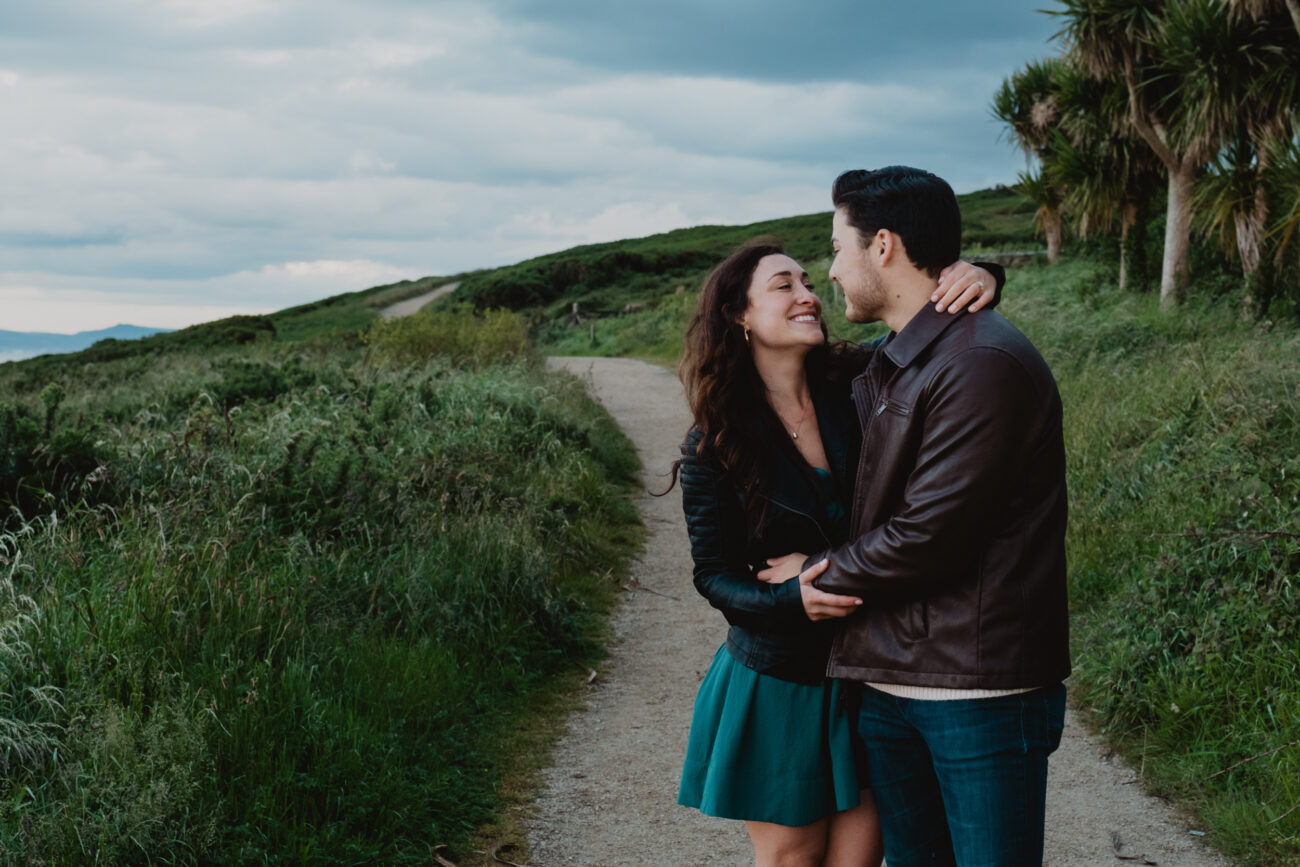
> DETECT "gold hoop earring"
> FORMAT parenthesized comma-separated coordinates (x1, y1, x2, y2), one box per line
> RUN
(743, 327, 751, 344)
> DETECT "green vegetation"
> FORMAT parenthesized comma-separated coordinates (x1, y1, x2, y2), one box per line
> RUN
(449, 212, 829, 318)
(0, 308, 641, 863)
(1011, 259, 1299, 866)
(8, 274, 458, 383)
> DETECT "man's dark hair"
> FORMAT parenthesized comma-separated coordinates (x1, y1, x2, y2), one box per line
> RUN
(831, 166, 961, 278)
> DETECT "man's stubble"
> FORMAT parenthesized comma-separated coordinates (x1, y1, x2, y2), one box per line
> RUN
(842, 252, 888, 325)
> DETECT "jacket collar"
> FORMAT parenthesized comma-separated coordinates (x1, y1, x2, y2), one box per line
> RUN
(882, 303, 967, 369)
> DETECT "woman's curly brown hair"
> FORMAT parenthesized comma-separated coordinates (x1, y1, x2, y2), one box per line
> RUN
(666, 240, 869, 526)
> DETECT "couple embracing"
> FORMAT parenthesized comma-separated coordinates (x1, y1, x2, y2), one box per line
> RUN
(673, 166, 1070, 867)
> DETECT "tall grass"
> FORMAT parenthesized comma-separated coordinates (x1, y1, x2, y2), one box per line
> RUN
(0, 310, 641, 863)
(1010, 260, 1300, 865)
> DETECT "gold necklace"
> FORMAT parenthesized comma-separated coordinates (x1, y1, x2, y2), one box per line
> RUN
(774, 406, 812, 440)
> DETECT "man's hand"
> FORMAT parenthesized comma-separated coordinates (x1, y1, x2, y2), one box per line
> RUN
(756, 552, 809, 584)
(798, 559, 862, 621)
(933, 261, 998, 314)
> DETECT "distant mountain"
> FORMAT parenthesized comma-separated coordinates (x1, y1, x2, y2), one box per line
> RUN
(0, 324, 172, 362)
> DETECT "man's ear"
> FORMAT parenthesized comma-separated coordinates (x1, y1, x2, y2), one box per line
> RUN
(874, 229, 896, 267)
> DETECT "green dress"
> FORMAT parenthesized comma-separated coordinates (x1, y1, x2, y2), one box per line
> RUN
(678, 468, 864, 827)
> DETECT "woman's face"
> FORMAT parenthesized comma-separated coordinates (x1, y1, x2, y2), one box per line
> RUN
(738, 254, 825, 353)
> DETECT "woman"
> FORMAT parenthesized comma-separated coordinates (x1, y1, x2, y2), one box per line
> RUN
(673, 241, 1001, 867)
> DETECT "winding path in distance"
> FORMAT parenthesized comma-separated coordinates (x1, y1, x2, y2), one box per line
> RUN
(527, 355, 1232, 867)
(379, 281, 460, 319)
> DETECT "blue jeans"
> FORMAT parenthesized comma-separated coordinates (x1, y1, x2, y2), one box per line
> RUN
(858, 683, 1066, 867)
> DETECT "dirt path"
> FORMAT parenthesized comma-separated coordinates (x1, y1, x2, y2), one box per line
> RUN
(529, 355, 1231, 867)
(379, 281, 460, 319)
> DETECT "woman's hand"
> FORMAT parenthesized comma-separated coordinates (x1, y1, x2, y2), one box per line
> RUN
(797, 559, 862, 621)
(756, 552, 810, 584)
(932, 261, 999, 314)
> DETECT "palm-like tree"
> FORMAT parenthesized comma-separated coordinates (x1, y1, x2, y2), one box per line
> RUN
(1165, 0, 1299, 290)
(1226, 0, 1300, 37)
(993, 59, 1068, 263)
(1017, 168, 1067, 265)
(1052, 0, 1213, 308)
(1265, 133, 1300, 266)
(1051, 61, 1163, 290)
(1195, 137, 1267, 275)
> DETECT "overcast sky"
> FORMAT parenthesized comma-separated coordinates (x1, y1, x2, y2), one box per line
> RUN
(1, 0, 1059, 334)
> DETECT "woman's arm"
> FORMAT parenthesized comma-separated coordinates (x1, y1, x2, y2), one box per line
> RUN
(679, 435, 810, 631)
(932, 261, 1006, 313)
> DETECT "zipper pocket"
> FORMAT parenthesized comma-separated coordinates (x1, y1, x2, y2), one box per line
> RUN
(876, 398, 911, 417)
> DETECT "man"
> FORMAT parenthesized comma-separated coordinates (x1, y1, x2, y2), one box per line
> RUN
(775, 166, 1070, 866)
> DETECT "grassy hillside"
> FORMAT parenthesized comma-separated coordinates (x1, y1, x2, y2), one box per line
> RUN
(445, 186, 1038, 330)
(0, 309, 641, 863)
(3, 273, 460, 384)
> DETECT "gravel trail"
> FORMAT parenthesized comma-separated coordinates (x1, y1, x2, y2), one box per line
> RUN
(379, 281, 460, 319)
(529, 355, 1230, 867)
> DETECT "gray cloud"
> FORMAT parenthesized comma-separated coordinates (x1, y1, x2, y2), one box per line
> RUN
(0, 0, 1057, 332)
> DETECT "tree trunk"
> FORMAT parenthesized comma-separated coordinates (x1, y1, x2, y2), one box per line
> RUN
(1045, 208, 1063, 265)
(1120, 55, 1196, 309)
(1234, 193, 1266, 279)
(1160, 165, 1196, 309)
(1119, 201, 1138, 292)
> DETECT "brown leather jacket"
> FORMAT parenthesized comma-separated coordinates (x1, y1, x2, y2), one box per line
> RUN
(810, 304, 1070, 689)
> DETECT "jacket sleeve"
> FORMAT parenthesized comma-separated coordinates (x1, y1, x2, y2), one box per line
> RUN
(811, 346, 1042, 601)
(680, 434, 808, 630)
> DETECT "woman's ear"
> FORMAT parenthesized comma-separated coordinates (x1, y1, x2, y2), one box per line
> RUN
(735, 315, 752, 345)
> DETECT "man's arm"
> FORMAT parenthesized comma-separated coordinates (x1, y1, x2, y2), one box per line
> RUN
(811, 346, 1041, 601)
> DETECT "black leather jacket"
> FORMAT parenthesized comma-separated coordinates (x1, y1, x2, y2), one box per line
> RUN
(811, 305, 1071, 689)
(680, 389, 858, 684)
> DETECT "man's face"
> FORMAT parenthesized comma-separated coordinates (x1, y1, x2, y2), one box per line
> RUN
(829, 207, 885, 324)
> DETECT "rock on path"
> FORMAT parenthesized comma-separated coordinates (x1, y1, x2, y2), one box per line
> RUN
(529, 355, 1230, 867)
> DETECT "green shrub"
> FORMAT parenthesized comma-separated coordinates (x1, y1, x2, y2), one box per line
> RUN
(363, 306, 532, 367)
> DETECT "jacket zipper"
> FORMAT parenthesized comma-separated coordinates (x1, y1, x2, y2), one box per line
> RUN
(763, 496, 833, 550)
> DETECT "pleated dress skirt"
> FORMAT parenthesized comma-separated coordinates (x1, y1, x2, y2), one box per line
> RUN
(677, 644, 864, 827)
